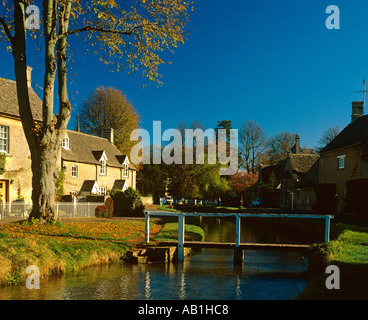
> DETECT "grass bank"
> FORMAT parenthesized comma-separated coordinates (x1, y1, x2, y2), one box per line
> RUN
(299, 223, 368, 299)
(0, 218, 162, 286)
(153, 222, 205, 242)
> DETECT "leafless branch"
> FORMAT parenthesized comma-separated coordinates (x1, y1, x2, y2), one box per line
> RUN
(0, 16, 14, 47)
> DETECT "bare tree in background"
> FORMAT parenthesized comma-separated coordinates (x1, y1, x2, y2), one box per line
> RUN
(263, 131, 297, 165)
(316, 125, 341, 153)
(79, 87, 140, 155)
(239, 120, 265, 173)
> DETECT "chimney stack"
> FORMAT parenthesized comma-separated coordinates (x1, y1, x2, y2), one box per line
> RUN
(351, 101, 364, 122)
(26, 66, 32, 88)
(103, 128, 114, 144)
(291, 134, 301, 154)
(295, 134, 301, 154)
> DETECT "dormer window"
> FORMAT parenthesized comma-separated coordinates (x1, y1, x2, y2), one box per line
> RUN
(62, 137, 69, 149)
(100, 159, 107, 175)
(123, 163, 129, 178)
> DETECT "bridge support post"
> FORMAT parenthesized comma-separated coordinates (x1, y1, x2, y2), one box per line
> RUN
(178, 213, 185, 262)
(234, 247, 243, 266)
(325, 215, 331, 242)
(145, 212, 150, 244)
(234, 214, 243, 266)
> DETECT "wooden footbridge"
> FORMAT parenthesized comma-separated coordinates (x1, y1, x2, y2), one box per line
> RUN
(144, 211, 334, 265)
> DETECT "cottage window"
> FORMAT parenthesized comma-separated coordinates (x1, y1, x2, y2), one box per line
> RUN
(62, 137, 69, 149)
(0, 125, 9, 153)
(337, 155, 346, 169)
(123, 163, 129, 178)
(100, 159, 107, 175)
(71, 165, 78, 178)
(99, 187, 107, 196)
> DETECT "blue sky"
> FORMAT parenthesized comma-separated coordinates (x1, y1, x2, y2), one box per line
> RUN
(1, 0, 368, 149)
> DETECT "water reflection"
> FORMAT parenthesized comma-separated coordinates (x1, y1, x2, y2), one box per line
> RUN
(0, 217, 310, 300)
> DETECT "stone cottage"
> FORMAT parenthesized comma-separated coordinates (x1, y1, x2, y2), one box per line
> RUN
(319, 101, 368, 215)
(60, 128, 137, 199)
(253, 135, 319, 211)
(0, 68, 41, 203)
(0, 69, 136, 203)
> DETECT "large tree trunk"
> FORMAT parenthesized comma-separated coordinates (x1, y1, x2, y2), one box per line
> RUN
(29, 142, 59, 221)
(11, 0, 70, 222)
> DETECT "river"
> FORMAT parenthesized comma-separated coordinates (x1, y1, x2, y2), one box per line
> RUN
(0, 217, 315, 300)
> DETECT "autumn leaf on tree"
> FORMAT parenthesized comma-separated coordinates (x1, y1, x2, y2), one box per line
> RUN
(230, 172, 258, 195)
(0, 0, 192, 221)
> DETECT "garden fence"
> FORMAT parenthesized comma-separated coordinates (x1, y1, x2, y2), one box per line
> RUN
(0, 202, 104, 220)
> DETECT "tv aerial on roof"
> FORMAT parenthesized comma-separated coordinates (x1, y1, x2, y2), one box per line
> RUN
(353, 79, 366, 106)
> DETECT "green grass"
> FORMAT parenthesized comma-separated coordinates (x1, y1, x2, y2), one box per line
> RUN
(153, 223, 205, 242)
(299, 223, 368, 300)
(157, 205, 182, 212)
(0, 219, 158, 286)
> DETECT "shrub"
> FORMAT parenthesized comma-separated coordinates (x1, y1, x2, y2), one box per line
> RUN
(95, 197, 114, 218)
(112, 188, 144, 217)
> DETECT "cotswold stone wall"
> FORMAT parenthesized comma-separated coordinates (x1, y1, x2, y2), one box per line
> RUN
(0, 116, 32, 202)
(62, 160, 136, 195)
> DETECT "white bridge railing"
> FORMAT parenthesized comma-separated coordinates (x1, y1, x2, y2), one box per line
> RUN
(144, 211, 334, 262)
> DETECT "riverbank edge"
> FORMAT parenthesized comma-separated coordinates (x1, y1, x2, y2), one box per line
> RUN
(298, 222, 368, 300)
(126, 222, 206, 263)
(0, 218, 157, 287)
(0, 218, 205, 287)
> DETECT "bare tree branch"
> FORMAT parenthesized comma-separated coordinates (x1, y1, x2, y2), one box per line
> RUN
(58, 24, 145, 40)
(0, 16, 14, 47)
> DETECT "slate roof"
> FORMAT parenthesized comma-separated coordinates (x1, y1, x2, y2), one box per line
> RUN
(0, 75, 135, 170)
(80, 180, 98, 193)
(61, 130, 136, 170)
(320, 114, 368, 153)
(0, 77, 43, 121)
(289, 154, 320, 174)
(296, 159, 320, 188)
(112, 180, 126, 191)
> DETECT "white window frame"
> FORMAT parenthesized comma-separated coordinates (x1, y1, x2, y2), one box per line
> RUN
(123, 163, 129, 178)
(99, 151, 108, 176)
(337, 155, 346, 170)
(71, 165, 78, 178)
(62, 137, 69, 149)
(0, 125, 9, 153)
(99, 186, 107, 196)
(100, 159, 107, 175)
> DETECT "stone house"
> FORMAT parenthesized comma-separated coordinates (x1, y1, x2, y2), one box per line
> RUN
(254, 135, 319, 211)
(60, 129, 137, 199)
(319, 101, 368, 215)
(0, 69, 42, 203)
(278, 135, 319, 211)
(0, 70, 136, 203)
(289, 157, 320, 212)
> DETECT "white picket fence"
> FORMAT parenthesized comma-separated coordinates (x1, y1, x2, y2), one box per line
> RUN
(57, 202, 104, 219)
(0, 202, 104, 220)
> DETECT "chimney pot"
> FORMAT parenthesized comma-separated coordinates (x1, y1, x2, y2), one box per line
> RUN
(292, 134, 301, 154)
(103, 128, 114, 144)
(351, 101, 364, 122)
